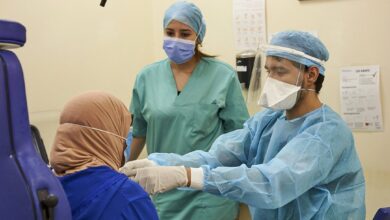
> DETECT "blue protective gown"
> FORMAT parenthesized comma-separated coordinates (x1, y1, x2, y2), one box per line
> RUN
(149, 105, 366, 220)
(59, 166, 158, 220)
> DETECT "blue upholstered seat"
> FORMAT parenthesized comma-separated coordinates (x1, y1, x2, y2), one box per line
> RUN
(0, 19, 71, 220)
(374, 207, 390, 220)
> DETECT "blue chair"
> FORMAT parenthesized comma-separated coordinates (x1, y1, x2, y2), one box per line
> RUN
(374, 207, 390, 220)
(0, 19, 71, 220)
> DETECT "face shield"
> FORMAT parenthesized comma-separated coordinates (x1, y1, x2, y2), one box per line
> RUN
(252, 44, 327, 110)
(260, 44, 326, 75)
(246, 51, 262, 104)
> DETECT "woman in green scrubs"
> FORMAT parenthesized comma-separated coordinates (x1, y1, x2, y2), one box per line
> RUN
(128, 1, 249, 219)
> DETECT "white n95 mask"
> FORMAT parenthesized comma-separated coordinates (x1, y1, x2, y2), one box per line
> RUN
(258, 77, 301, 110)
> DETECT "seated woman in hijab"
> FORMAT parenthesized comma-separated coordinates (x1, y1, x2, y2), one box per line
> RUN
(50, 91, 158, 220)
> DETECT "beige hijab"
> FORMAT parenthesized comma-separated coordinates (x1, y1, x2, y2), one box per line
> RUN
(50, 91, 131, 176)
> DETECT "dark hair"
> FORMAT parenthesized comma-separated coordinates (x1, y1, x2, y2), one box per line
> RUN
(194, 42, 216, 60)
(290, 60, 325, 93)
(314, 74, 324, 93)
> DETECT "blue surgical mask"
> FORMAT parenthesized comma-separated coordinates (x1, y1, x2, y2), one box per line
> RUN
(163, 36, 196, 64)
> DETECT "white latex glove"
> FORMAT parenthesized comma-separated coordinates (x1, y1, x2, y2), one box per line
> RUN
(119, 158, 157, 177)
(134, 166, 189, 195)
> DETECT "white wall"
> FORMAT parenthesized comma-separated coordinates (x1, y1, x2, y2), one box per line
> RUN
(2, 0, 389, 219)
(0, 0, 154, 153)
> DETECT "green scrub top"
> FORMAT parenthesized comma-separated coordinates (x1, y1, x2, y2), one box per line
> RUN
(130, 57, 249, 220)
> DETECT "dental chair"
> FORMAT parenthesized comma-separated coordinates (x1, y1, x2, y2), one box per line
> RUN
(374, 207, 390, 220)
(0, 19, 71, 220)
(31, 124, 50, 165)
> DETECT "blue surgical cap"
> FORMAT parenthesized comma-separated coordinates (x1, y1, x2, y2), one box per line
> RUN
(266, 31, 329, 75)
(163, 1, 206, 42)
